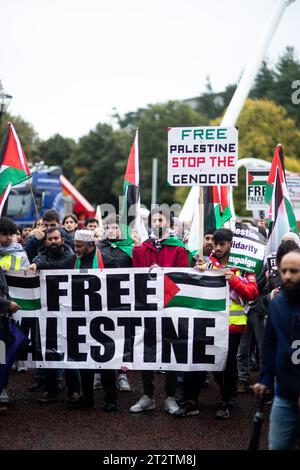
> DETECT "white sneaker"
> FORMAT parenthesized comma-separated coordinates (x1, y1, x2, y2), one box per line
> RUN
(130, 395, 156, 413)
(16, 361, 28, 373)
(93, 373, 102, 390)
(0, 388, 10, 403)
(164, 396, 180, 414)
(118, 373, 131, 392)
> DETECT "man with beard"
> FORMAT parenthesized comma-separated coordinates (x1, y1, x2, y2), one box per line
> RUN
(28, 227, 76, 272)
(25, 209, 74, 262)
(253, 250, 300, 450)
(71, 230, 118, 411)
(203, 230, 214, 260)
(26, 227, 79, 404)
(130, 207, 191, 415)
(99, 214, 133, 392)
(175, 228, 258, 418)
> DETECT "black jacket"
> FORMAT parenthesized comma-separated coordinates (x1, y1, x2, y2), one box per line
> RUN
(0, 268, 11, 315)
(25, 227, 74, 262)
(33, 243, 76, 270)
(77, 247, 118, 270)
(97, 240, 132, 268)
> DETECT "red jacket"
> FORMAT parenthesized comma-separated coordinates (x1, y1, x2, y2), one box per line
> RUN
(209, 256, 259, 334)
(132, 239, 189, 268)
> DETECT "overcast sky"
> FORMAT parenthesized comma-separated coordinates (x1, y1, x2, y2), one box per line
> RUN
(1, 0, 300, 141)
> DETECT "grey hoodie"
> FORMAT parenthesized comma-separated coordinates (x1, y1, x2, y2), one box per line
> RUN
(0, 240, 30, 270)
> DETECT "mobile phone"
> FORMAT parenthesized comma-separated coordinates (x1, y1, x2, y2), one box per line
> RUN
(259, 210, 265, 219)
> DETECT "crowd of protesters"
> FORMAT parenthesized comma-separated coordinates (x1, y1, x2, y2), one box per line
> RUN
(0, 208, 299, 450)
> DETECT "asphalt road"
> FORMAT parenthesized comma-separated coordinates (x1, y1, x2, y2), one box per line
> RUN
(0, 368, 299, 451)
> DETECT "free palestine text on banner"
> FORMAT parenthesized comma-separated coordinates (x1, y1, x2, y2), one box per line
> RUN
(8, 268, 229, 371)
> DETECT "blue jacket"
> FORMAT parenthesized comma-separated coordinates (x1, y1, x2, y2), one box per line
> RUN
(260, 290, 300, 402)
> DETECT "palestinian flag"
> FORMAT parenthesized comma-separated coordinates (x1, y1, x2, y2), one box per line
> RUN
(6, 272, 41, 311)
(188, 186, 232, 253)
(0, 123, 31, 215)
(164, 270, 227, 312)
(265, 144, 298, 256)
(120, 129, 145, 243)
(247, 170, 268, 186)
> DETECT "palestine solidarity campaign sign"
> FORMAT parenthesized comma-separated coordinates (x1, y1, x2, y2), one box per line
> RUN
(9, 268, 229, 372)
(228, 223, 266, 275)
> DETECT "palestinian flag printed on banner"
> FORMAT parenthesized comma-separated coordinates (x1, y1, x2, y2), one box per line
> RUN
(5, 272, 41, 311)
(265, 144, 298, 256)
(188, 186, 232, 254)
(120, 129, 142, 241)
(164, 270, 227, 312)
(246, 168, 269, 210)
(0, 122, 31, 215)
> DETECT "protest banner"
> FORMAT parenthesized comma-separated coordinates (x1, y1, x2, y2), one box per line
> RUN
(286, 172, 300, 203)
(266, 253, 277, 272)
(7, 268, 229, 372)
(228, 223, 266, 274)
(167, 126, 238, 187)
(246, 168, 269, 210)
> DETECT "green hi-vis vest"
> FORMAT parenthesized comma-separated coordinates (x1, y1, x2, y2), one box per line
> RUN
(0, 254, 22, 271)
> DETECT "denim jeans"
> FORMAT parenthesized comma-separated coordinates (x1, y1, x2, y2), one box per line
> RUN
(269, 395, 299, 450)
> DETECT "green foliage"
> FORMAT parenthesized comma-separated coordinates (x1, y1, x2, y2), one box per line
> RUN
(251, 47, 300, 125)
(212, 98, 300, 215)
(66, 123, 131, 207)
(2, 45, 300, 218)
(37, 134, 77, 179)
(0, 113, 39, 161)
(116, 101, 208, 207)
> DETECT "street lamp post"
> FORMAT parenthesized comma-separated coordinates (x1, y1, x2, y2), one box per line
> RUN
(0, 80, 12, 122)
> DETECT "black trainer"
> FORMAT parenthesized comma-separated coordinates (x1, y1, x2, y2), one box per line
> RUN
(103, 402, 117, 412)
(215, 402, 230, 419)
(37, 392, 58, 404)
(173, 401, 199, 417)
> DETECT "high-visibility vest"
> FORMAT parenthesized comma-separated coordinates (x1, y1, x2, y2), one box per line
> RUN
(210, 264, 247, 327)
(0, 254, 22, 271)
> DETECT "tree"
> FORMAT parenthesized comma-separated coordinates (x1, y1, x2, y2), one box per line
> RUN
(115, 101, 208, 207)
(38, 134, 77, 179)
(250, 60, 276, 100)
(0, 113, 39, 162)
(251, 47, 300, 125)
(67, 123, 131, 208)
(211, 98, 300, 215)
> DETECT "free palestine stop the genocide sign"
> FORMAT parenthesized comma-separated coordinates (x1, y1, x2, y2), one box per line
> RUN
(167, 126, 238, 186)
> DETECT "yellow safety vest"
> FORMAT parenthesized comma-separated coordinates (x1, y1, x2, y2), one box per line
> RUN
(0, 254, 22, 271)
(211, 265, 247, 327)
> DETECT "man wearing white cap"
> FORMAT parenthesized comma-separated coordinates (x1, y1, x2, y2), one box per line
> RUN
(70, 230, 118, 411)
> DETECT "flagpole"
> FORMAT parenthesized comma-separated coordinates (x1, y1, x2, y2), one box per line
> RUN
(29, 180, 40, 221)
(198, 186, 204, 258)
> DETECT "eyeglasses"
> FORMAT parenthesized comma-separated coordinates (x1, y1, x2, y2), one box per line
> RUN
(280, 268, 300, 274)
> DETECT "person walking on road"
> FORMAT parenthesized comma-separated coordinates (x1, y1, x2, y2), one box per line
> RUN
(253, 250, 300, 450)
(71, 229, 118, 411)
(175, 228, 259, 419)
(130, 207, 191, 415)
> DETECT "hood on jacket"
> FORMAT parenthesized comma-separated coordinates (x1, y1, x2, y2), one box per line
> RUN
(0, 240, 30, 269)
(0, 240, 26, 254)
